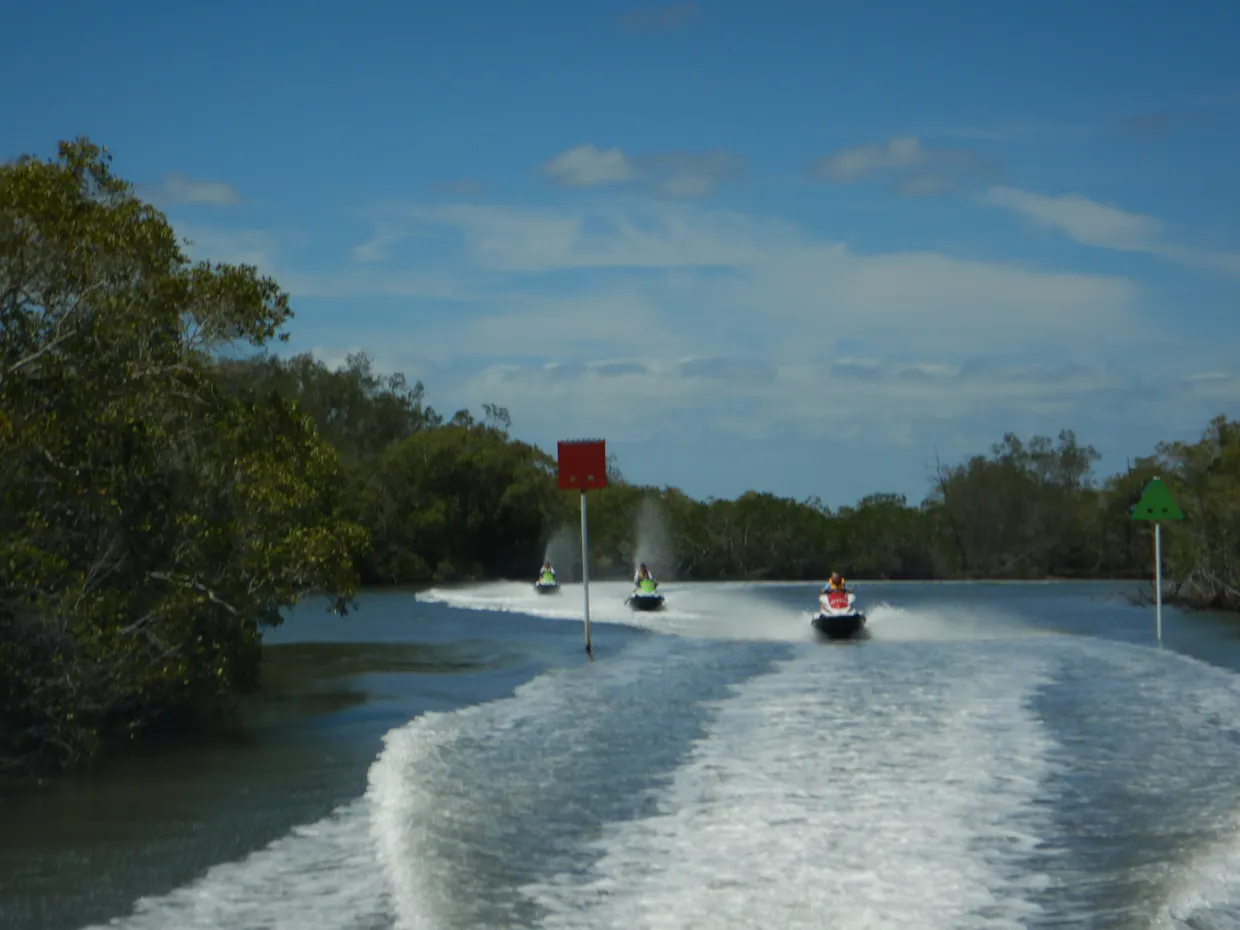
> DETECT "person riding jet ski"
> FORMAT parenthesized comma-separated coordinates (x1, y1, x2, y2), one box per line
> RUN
(538, 561, 557, 584)
(633, 562, 659, 593)
(812, 571, 865, 637)
(819, 572, 856, 612)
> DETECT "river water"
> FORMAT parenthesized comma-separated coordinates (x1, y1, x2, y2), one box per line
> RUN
(4, 580, 1240, 929)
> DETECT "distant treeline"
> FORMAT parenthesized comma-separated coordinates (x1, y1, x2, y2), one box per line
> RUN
(231, 350, 1238, 612)
(3, 138, 1238, 778)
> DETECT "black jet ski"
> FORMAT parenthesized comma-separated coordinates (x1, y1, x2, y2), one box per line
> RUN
(533, 572, 560, 594)
(812, 588, 867, 639)
(626, 579, 665, 611)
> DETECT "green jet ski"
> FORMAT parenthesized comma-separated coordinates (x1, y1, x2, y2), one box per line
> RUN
(534, 568, 560, 594)
(626, 576, 665, 611)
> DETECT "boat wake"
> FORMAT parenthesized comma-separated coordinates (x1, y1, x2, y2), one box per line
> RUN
(418, 580, 1047, 646)
(73, 588, 1240, 930)
(418, 580, 818, 642)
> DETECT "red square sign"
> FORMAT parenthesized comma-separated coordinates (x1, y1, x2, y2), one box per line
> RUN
(557, 439, 607, 490)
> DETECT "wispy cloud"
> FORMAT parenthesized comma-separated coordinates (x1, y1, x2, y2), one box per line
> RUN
(351, 224, 410, 263)
(985, 186, 1161, 252)
(221, 187, 1240, 469)
(810, 136, 993, 196)
(619, 3, 700, 34)
(178, 193, 1238, 460)
(158, 172, 243, 206)
(985, 185, 1240, 277)
(329, 199, 1141, 373)
(173, 222, 476, 303)
(445, 355, 1198, 448)
(376, 201, 787, 271)
(294, 338, 1238, 471)
(542, 144, 746, 197)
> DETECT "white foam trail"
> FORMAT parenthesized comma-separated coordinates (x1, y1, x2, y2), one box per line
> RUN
(1154, 818, 1240, 930)
(71, 591, 1240, 930)
(365, 635, 746, 930)
(368, 673, 568, 929)
(418, 580, 817, 642)
(523, 645, 1058, 929)
(861, 602, 1050, 642)
(1059, 638, 1240, 928)
(419, 581, 1047, 646)
(74, 639, 683, 930)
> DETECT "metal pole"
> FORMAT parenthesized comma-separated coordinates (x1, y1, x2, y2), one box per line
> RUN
(581, 490, 592, 656)
(1154, 521, 1162, 643)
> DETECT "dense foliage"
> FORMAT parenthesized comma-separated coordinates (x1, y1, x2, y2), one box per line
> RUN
(3, 138, 1237, 777)
(1, 141, 364, 776)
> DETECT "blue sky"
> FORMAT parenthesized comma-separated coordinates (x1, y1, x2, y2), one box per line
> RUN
(4, 0, 1239, 507)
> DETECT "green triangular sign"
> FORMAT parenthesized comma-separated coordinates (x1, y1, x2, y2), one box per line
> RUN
(1130, 477, 1185, 521)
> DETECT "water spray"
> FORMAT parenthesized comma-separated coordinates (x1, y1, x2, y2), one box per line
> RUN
(632, 495, 675, 580)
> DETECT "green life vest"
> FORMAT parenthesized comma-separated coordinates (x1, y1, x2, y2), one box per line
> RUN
(639, 577, 656, 593)
(541, 571, 555, 583)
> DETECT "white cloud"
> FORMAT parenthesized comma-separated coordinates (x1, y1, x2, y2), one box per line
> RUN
(1181, 371, 1240, 402)
(306, 345, 367, 372)
(292, 338, 1238, 475)
(811, 137, 988, 195)
(985, 185, 1162, 252)
(985, 185, 1240, 278)
(160, 173, 243, 206)
(541, 145, 746, 197)
(385, 202, 788, 271)
(351, 224, 408, 263)
(444, 356, 1157, 446)
(277, 194, 1237, 466)
(279, 268, 480, 301)
(457, 293, 668, 357)
(815, 137, 927, 182)
(543, 145, 637, 187)
(725, 243, 1135, 352)
(328, 199, 1140, 365)
(181, 198, 1149, 377)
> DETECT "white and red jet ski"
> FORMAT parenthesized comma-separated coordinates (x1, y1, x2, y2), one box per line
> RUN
(811, 587, 867, 639)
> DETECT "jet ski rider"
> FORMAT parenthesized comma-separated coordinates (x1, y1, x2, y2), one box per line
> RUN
(824, 572, 847, 593)
(539, 561, 556, 583)
(634, 562, 658, 590)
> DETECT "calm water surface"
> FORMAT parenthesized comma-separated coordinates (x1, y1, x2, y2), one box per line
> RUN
(3, 580, 1240, 929)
